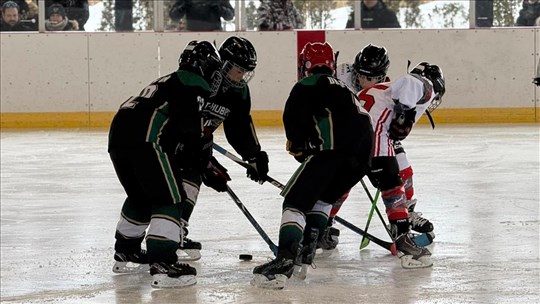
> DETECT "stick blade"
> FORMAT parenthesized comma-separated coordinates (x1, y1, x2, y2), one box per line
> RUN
(359, 238, 370, 250)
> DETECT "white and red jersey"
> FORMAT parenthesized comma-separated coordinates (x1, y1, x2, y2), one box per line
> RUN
(358, 74, 436, 157)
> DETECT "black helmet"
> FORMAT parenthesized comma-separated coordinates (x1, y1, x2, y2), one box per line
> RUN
(351, 44, 389, 90)
(218, 36, 257, 88)
(178, 40, 223, 97)
(410, 62, 446, 112)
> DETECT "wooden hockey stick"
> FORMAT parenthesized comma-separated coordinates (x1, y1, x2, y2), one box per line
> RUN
(213, 143, 397, 255)
(226, 185, 278, 256)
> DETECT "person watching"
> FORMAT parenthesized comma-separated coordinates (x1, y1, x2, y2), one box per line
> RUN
(346, 0, 401, 29)
(0, 1, 31, 31)
(169, 0, 234, 31)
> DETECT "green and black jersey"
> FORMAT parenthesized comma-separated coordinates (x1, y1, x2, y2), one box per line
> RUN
(108, 70, 210, 153)
(283, 74, 373, 156)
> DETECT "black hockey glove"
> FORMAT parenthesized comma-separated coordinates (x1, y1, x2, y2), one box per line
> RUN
(286, 140, 315, 163)
(388, 104, 416, 141)
(533, 77, 540, 87)
(202, 157, 231, 192)
(245, 151, 269, 184)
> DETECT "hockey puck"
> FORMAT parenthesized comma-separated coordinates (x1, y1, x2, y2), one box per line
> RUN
(239, 254, 253, 261)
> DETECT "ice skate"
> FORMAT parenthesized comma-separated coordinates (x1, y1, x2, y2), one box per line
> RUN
(408, 200, 434, 233)
(251, 256, 295, 289)
(395, 233, 433, 269)
(177, 237, 202, 261)
(150, 262, 197, 288)
(409, 231, 435, 247)
(294, 228, 319, 280)
(177, 227, 202, 261)
(316, 226, 340, 251)
(112, 250, 150, 274)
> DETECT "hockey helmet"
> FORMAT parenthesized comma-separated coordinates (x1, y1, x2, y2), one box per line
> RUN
(298, 42, 336, 78)
(410, 62, 446, 112)
(351, 44, 389, 89)
(218, 36, 257, 88)
(178, 40, 223, 97)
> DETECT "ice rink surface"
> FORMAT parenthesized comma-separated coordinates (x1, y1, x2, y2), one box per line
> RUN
(1, 124, 539, 304)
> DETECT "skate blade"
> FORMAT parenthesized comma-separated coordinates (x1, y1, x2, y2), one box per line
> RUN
(400, 255, 433, 269)
(250, 274, 287, 289)
(151, 274, 197, 288)
(292, 264, 308, 280)
(176, 249, 201, 261)
(112, 261, 150, 274)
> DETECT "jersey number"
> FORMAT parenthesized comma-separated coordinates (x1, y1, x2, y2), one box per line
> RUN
(358, 93, 375, 112)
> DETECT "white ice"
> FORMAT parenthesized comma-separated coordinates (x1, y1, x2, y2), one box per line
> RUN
(1, 124, 539, 304)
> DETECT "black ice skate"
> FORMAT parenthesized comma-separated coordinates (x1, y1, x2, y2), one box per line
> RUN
(408, 200, 434, 233)
(294, 228, 319, 280)
(395, 233, 433, 269)
(177, 227, 202, 261)
(251, 256, 295, 289)
(316, 226, 340, 251)
(112, 250, 150, 274)
(150, 262, 197, 288)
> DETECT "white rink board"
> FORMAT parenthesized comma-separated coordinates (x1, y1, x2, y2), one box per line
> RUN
(0, 28, 538, 113)
(88, 32, 160, 112)
(327, 28, 537, 108)
(0, 33, 89, 112)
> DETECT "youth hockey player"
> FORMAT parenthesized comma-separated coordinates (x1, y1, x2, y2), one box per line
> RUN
(251, 42, 373, 289)
(108, 40, 223, 288)
(176, 36, 269, 261)
(356, 62, 446, 268)
(319, 44, 435, 251)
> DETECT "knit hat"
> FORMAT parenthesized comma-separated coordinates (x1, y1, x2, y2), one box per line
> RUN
(47, 3, 66, 18)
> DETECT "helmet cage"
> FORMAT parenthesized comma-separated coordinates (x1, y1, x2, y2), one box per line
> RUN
(351, 69, 386, 91)
(221, 60, 255, 88)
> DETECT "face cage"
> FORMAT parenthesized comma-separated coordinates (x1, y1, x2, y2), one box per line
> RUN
(222, 61, 255, 88)
(427, 95, 442, 113)
(208, 71, 223, 97)
(352, 69, 386, 91)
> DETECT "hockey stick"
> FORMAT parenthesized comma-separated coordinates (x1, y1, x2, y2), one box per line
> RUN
(225, 185, 278, 256)
(213, 143, 396, 255)
(359, 188, 380, 250)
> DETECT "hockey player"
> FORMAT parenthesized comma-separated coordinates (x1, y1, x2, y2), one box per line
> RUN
(108, 40, 223, 288)
(176, 36, 269, 261)
(319, 44, 435, 251)
(251, 42, 373, 289)
(356, 62, 446, 268)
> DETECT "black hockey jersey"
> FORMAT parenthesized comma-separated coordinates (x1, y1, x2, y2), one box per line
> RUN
(202, 84, 261, 160)
(108, 70, 209, 153)
(283, 74, 373, 156)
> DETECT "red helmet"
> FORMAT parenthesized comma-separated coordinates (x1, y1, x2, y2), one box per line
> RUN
(298, 42, 336, 79)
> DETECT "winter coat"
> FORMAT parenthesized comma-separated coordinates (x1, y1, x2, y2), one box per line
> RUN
(515, 0, 540, 26)
(346, 0, 400, 29)
(257, 0, 303, 31)
(169, 0, 234, 31)
(44, 0, 89, 30)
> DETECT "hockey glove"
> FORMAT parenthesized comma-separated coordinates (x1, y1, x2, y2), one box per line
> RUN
(202, 157, 231, 192)
(388, 104, 416, 141)
(245, 151, 269, 184)
(534, 77, 540, 87)
(286, 140, 314, 163)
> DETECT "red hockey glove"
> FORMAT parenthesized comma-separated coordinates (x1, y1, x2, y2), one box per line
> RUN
(388, 104, 416, 141)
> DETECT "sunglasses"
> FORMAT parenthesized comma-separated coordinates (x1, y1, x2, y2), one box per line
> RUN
(2, 1, 19, 9)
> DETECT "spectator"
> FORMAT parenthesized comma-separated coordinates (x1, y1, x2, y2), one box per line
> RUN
(346, 0, 401, 29)
(257, 0, 303, 31)
(0, 0, 28, 19)
(169, 0, 234, 31)
(0, 1, 32, 31)
(45, 3, 79, 31)
(516, 0, 540, 26)
(45, 0, 89, 31)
